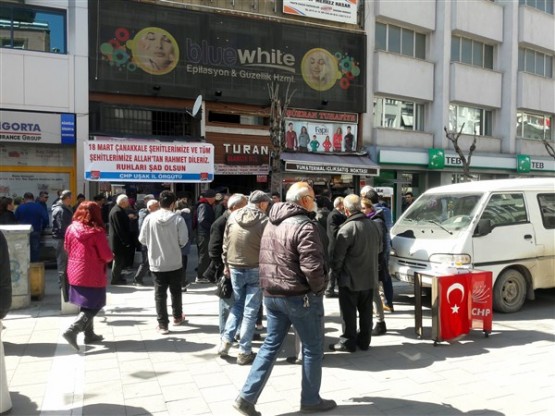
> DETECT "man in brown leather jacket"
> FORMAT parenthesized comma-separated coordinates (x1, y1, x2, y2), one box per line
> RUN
(232, 182, 336, 416)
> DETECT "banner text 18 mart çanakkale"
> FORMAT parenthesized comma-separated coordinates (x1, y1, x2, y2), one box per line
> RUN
(84, 139, 214, 182)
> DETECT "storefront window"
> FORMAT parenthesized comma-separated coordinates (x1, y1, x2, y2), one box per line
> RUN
(449, 104, 493, 136)
(0, 4, 67, 53)
(516, 111, 552, 141)
(374, 97, 424, 131)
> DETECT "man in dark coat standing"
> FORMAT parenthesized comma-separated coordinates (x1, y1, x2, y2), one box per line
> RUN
(0, 230, 13, 414)
(194, 189, 216, 283)
(109, 194, 132, 285)
(51, 190, 74, 294)
(324, 197, 346, 298)
(330, 194, 381, 352)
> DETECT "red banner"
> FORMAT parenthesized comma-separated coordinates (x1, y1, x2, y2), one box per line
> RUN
(470, 271, 493, 332)
(438, 274, 471, 341)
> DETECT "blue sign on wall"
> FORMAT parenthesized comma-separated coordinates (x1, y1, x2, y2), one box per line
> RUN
(61, 113, 76, 144)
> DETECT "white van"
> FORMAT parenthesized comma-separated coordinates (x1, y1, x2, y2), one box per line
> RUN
(389, 178, 555, 313)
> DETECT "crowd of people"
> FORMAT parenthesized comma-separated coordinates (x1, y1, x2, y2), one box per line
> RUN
(0, 182, 407, 416)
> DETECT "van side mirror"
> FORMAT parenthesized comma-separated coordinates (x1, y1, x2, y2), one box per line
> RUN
(474, 219, 493, 237)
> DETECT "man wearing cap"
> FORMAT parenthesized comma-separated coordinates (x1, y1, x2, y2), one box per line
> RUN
(194, 189, 217, 283)
(218, 190, 270, 366)
(214, 193, 226, 218)
(51, 190, 74, 292)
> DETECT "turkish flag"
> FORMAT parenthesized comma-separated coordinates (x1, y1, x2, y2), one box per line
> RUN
(438, 274, 471, 341)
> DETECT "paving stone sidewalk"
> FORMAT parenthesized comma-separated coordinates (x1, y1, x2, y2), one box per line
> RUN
(2, 264, 554, 416)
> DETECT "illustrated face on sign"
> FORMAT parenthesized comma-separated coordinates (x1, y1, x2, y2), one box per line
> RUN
(301, 48, 338, 92)
(130, 27, 179, 75)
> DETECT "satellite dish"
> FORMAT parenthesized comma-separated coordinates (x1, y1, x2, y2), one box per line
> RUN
(192, 95, 203, 118)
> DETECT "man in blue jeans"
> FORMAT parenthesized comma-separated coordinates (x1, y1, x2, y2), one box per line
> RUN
(233, 182, 336, 416)
(219, 190, 270, 365)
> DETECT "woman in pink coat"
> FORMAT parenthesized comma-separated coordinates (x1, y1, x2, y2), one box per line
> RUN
(63, 201, 113, 352)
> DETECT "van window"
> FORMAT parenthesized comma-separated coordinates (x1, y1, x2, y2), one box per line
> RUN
(481, 193, 527, 227)
(538, 193, 555, 229)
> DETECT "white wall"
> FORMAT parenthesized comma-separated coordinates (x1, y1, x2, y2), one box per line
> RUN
(452, 0, 504, 43)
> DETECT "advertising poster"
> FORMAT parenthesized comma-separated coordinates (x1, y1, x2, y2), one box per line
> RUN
(84, 139, 214, 183)
(0, 172, 70, 212)
(89, 0, 366, 113)
(283, 0, 359, 25)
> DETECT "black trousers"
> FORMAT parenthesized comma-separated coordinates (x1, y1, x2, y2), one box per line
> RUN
(153, 268, 183, 327)
(196, 233, 210, 279)
(338, 286, 374, 349)
(134, 245, 150, 283)
(111, 248, 128, 282)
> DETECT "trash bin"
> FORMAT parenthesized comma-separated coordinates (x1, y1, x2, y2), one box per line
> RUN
(29, 262, 45, 300)
(0, 225, 32, 309)
(414, 269, 493, 344)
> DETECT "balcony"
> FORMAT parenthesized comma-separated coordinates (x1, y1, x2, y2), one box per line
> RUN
(374, 51, 434, 101)
(517, 72, 555, 114)
(452, 0, 503, 43)
(519, 5, 555, 52)
(374, 0, 435, 31)
(450, 62, 502, 108)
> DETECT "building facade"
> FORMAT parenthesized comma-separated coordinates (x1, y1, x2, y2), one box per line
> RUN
(1, 0, 553, 216)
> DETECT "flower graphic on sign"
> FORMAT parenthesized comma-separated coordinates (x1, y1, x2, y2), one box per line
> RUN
(301, 48, 360, 92)
(100, 27, 179, 75)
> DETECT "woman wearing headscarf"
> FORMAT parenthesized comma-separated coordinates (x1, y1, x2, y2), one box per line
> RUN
(63, 201, 113, 351)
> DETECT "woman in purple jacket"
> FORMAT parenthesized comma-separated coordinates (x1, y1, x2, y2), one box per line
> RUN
(63, 201, 113, 352)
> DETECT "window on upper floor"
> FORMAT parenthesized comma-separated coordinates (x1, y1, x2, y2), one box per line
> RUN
(375, 22, 426, 59)
(0, 3, 66, 53)
(518, 48, 553, 78)
(449, 104, 493, 136)
(519, 0, 554, 14)
(373, 97, 425, 131)
(451, 35, 494, 69)
(516, 111, 552, 141)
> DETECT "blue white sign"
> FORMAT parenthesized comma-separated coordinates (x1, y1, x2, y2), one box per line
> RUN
(0, 110, 76, 144)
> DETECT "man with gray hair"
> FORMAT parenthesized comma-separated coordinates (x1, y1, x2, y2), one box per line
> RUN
(219, 190, 270, 366)
(233, 182, 336, 416)
(204, 194, 248, 334)
(109, 194, 132, 285)
(330, 194, 381, 352)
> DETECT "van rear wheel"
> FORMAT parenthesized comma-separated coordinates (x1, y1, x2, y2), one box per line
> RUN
(493, 269, 526, 313)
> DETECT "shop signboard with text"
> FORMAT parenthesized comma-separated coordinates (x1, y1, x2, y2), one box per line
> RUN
(283, 0, 359, 25)
(285, 109, 358, 153)
(89, 0, 366, 113)
(84, 138, 214, 182)
(0, 110, 76, 145)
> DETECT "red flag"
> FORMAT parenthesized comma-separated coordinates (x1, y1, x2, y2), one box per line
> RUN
(470, 271, 493, 332)
(438, 274, 471, 341)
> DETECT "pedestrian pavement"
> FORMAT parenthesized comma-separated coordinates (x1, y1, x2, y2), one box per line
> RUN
(2, 261, 555, 416)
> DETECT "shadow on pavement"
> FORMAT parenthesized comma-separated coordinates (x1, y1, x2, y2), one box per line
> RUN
(276, 396, 503, 416)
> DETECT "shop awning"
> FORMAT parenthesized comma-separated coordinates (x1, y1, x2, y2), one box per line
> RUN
(281, 152, 380, 176)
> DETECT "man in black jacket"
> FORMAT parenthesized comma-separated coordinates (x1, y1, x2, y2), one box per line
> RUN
(325, 197, 346, 298)
(330, 194, 381, 352)
(109, 194, 132, 285)
(51, 190, 73, 291)
(0, 230, 12, 414)
(194, 189, 217, 283)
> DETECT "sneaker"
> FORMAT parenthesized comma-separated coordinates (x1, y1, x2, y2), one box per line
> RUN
(218, 340, 232, 357)
(133, 279, 144, 287)
(237, 352, 256, 366)
(383, 303, 395, 313)
(157, 325, 169, 335)
(173, 314, 186, 326)
(372, 321, 387, 336)
(195, 277, 211, 284)
(233, 397, 261, 416)
(300, 398, 337, 413)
